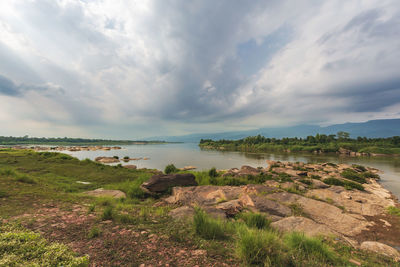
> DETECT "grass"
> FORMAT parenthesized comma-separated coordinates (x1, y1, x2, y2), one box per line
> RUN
(101, 206, 114, 221)
(284, 232, 339, 264)
(341, 169, 367, 184)
(88, 226, 101, 238)
(193, 208, 226, 240)
(237, 212, 271, 230)
(323, 177, 364, 191)
(0, 223, 89, 266)
(235, 225, 284, 266)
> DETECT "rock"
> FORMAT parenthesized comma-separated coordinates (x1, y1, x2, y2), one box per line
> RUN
(141, 173, 198, 193)
(311, 179, 330, 189)
(216, 199, 243, 217)
(360, 241, 400, 261)
(179, 166, 197, 171)
(84, 189, 126, 198)
(123, 165, 137, 169)
(241, 194, 292, 217)
(271, 216, 337, 237)
(239, 165, 261, 176)
(268, 192, 371, 236)
(169, 206, 195, 219)
(95, 156, 120, 163)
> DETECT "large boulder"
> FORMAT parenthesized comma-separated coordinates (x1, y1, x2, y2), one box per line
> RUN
(360, 241, 400, 261)
(141, 173, 198, 193)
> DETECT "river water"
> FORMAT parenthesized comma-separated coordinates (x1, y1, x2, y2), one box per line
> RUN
(64, 143, 400, 199)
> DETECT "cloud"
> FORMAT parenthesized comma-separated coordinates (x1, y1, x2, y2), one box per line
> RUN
(0, 0, 399, 138)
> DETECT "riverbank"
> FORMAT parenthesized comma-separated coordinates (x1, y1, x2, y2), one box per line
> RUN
(199, 135, 400, 156)
(1, 149, 400, 266)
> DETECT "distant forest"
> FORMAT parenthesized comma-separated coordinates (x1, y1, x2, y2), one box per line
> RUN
(0, 136, 166, 145)
(199, 132, 400, 155)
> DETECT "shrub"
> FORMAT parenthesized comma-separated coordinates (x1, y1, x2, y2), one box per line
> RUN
(237, 212, 270, 230)
(323, 178, 344, 186)
(236, 226, 284, 266)
(208, 167, 217, 177)
(343, 181, 364, 191)
(341, 169, 367, 184)
(123, 156, 130, 159)
(0, 168, 17, 177)
(363, 171, 380, 179)
(101, 206, 114, 221)
(285, 232, 338, 264)
(310, 175, 321, 180)
(299, 179, 313, 185)
(0, 190, 8, 198)
(352, 164, 367, 172)
(193, 208, 226, 240)
(164, 164, 178, 174)
(15, 174, 37, 184)
(88, 226, 101, 238)
(113, 156, 119, 159)
(387, 206, 400, 217)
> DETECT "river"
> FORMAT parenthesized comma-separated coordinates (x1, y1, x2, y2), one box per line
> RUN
(63, 142, 400, 199)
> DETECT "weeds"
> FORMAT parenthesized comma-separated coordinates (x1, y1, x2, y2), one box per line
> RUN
(101, 206, 114, 221)
(387, 206, 400, 217)
(237, 212, 270, 230)
(193, 208, 226, 240)
(88, 226, 101, 238)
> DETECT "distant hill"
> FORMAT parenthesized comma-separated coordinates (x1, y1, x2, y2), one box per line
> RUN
(148, 119, 400, 142)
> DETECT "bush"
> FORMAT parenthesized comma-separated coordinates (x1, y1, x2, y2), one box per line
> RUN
(0, 223, 89, 266)
(343, 181, 364, 191)
(164, 164, 178, 174)
(237, 212, 270, 230)
(0, 190, 9, 198)
(123, 156, 130, 159)
(15, 174, 37, 184)
(299, 179, 313, 185)
(352, 164, 367, 172)
(323, 178, 344, 186)
(193, 208, 226, 240)
(208, 167, 217, 177)
(88, 226, 101, 238)
(387, 206, 400, 217)
(363, 171, 380, 179)
(101, 206, 114, 221)
(236, 226, 284, 266)
(113, 156, 119, 159)
(285, 232, 338, 264)
(341, 169, 367, 184)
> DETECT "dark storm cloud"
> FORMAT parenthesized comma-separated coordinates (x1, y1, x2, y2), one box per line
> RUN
(0, 0, 400, 138)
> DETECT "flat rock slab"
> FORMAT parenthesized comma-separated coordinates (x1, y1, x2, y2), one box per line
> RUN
(360, 241, 400, 261)
(271, 216, 337, 237)
(84, 189, 126, 198)
(268, 192, 371, 236)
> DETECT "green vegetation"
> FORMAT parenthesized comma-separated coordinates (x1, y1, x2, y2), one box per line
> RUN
(341, 169, 367, 184)
(387, 206, 400, 217)
(0, 149, 397, 266)
(0, 223, 89, 266)
(200, 133, 400, 155)
(236, 212, 270, 230)
(193, 208, 226, 240)
(0, 135, 168, 145)
(164, 164, 178, 174)
(323, 177, 364, 191)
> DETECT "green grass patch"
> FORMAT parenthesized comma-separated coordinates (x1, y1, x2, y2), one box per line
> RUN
(193, 208, 226, 240)
(284, 232, 339, 264)
(236, 212, 271, 230)
(0, 223, 88, 266)
(88, 226, 101, 238)
(235, 225, 284, 266)
(101, 206, 114, 221)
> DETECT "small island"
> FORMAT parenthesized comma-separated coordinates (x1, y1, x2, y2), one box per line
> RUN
(199, 132, 400, 156)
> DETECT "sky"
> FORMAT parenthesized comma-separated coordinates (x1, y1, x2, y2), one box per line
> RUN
(0, 0, 400, 139)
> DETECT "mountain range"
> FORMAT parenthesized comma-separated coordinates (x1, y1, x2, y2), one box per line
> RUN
(148, 119, 400, 142)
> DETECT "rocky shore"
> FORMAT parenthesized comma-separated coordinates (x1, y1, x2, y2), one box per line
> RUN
(143, 161, 400, 260)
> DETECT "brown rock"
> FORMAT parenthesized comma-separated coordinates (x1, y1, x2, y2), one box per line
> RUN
(169, 206, 195, 219)
(141, 173, 197, 193)
(123, 165, 137, 169)
(95, 156, 120, 163)
(360, 241, 400, 261)
(271, 216, 337, 237)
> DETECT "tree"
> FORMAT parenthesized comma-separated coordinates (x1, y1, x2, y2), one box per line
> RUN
(337, 131, 350, 140)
